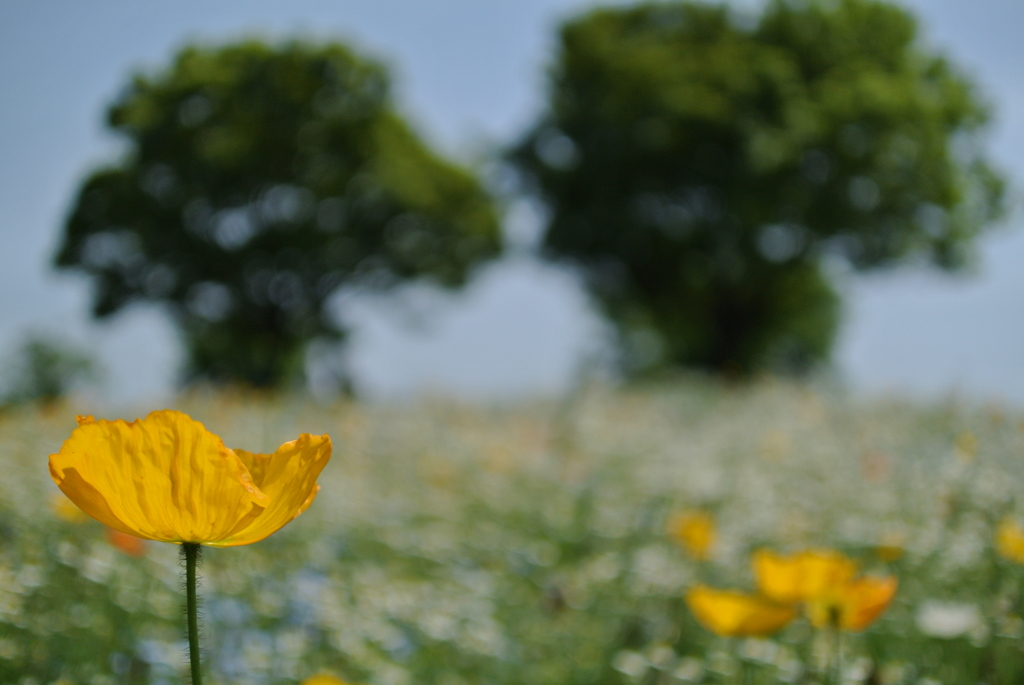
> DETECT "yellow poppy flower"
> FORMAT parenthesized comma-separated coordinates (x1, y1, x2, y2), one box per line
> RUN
(667, 510, 715, 560)
(805, 576, 898, 631)
(997, 518, 1024, 564)
(301, 676, 349, 685)
(753, 549, 857, 604)
(48, 410, 331, 547)
(685, 585, 796, 637)
(50, 492, 90, 523)
(754, 549, 896, 631)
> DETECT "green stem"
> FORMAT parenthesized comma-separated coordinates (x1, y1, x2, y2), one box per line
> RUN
(831, 626, 843, 685)
(183, 542, 203, 685)
(726, 638, 741, 685)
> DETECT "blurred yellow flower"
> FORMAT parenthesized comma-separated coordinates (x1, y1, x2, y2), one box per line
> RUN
(954, 430, 978, 463)
(48, 410, 331, 547)
(805, 576, 898, 631)
(754, 549, 896, 631)
(50, 492, 90, 523)
(876, 532, 906, 562)
(106, 528, 147, 557)
(875, 544, 904, 563)
(996, 518, 1024, 564)
(667, 510, 715, 560)
(685, 585, 796, 637)
(301, 676, 349, 685)
(753, 549, 856, 604)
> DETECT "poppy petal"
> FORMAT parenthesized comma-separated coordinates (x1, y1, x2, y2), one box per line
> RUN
(49, 410, 268, 543)
(754, 549, 857, 603)
(840, 576, 898, 631)
(215, 433, 332, 547)
(686, 585, 796, 637)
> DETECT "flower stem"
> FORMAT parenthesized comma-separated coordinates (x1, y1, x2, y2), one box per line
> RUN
(831, 626, 843, 685)
(183, 542, 203, 685)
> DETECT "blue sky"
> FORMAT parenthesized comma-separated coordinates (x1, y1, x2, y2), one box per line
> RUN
(1, 0, 1022, 404)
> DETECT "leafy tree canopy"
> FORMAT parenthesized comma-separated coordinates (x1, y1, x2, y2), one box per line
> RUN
(57, 41, 500, 387)
(0, 336, 99, 407)
(512, 0, 1004, 374)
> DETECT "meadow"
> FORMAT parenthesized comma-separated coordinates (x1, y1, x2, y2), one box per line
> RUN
(2, 377, 1024, 685)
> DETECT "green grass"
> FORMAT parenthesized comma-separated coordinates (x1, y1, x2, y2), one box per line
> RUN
(2, 378, 1024, 684)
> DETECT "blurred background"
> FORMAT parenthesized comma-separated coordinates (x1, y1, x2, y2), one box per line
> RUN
(6, 3, 1024, 684)
(1, 0, 1022, 407)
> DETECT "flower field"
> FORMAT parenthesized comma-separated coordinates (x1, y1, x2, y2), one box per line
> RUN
(2, 378, 1024, 684)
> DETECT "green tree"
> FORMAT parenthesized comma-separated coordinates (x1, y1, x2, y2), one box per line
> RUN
(57, 41, 500, 388)
(0, 336, 98, 407)
(512, 0, 1004, 374)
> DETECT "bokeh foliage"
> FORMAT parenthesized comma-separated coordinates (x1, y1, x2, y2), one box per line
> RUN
(0, 336, 98, 407)
(5, 382, 1024, 684)
(512, 0, 1005, 374)
(56, 41, 500, 387)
